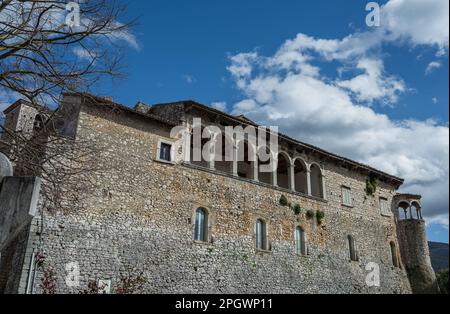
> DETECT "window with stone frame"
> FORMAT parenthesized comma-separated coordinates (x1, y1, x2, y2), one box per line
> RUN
(295, 226, 307, 256)
(255, 219, 267, 250)
(157, 139, 174, 163)
(348, 235, 358, 261)
(380, 197, 391, 217)
(194, 208, 208, 242)
(342, 186, 352, 207)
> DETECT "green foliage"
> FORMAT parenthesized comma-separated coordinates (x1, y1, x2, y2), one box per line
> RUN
(365, 174, 378, 196)
(292, 203, 302, 215)
(306, 209, 314, 220)
(279, 194, 288, 206)
(437, 269, 449, 294)
(316, 210, 325, 225)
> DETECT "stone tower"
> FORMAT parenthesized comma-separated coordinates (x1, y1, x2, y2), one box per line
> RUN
(0, 100, 48, 167)
(1, 100, 42, 138)
(394, 194, 439, 294)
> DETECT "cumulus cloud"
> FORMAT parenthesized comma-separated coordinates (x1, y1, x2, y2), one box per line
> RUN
(425, 61, 442, 75)
(226, 0, 449, 227)
(337, 58, 405, 105)
(382, 0, 449, 53)
(211, 102, 227, 111)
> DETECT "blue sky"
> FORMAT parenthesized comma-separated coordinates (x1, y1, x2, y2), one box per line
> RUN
(1, 1, 446, 243)
(95, 0, 450, 243)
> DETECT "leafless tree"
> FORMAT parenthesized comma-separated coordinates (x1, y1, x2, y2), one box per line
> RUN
(0, 0, 137, 212)
(0, 0, 137, 105)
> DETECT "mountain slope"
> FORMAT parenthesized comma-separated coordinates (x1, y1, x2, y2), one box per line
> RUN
(429, 242, 449, 272)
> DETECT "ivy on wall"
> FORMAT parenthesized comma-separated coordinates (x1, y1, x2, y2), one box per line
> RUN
(365, 174, 378, 196)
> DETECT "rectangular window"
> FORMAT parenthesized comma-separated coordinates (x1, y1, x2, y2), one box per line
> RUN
(380, 197, 391, 216)
(342, 186, 352, 206)
(159, 142, 172, 162)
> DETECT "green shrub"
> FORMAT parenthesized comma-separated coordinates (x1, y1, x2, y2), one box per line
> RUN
(279, 195, 288, 206)
(292, 203, 301, 215)
(365, 174, 378, 196)
(316, 210, 325, 225)
(306, 209, 314, 219)
(437, 269, 449, 294)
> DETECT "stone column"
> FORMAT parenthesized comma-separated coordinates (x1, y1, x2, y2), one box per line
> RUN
(184, 127, 192, 163)
(209, 140, 216, 170)
(290, 164, 295, 192)
(232, 144, 238, 177)
(306, 169, 312, 196)
(253, 160, 259, 182)
(321, 173, 327, 200)
(272, 170, 278, 187)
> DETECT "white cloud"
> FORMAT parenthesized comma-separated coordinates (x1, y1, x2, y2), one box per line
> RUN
(425, 61, 442, 75)
(73, 47, 98, 63)
(227, 1, 449, 227)
(337, 58, 405, 105)
(182, 74, 196, 84)
(382, 0, 449, 52)
(211, 102, 227, 112)
(432, 97, 439, 104)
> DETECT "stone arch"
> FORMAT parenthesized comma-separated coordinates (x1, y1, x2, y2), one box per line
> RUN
(276, 151, 291, 189)
(215, 132, 234, 175)
(293, 157, 308, 194)
(257, 145, 274, 185)
(236, 139, 256, 179)
(411, 201, 423, 220)
(397, 201, 411, 220)
(190, 126, 214, 168)
(33, 114, 45, 133)
(310, 163, 324, 198)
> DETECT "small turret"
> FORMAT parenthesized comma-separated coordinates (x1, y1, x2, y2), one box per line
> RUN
(394, 194, 439, 294)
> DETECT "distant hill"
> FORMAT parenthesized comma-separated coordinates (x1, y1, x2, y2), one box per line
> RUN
(429, 242, 449, 272)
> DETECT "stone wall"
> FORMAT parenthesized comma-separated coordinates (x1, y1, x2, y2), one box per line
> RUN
(12, 102, 413, 294)
(397, 220, 439, 293)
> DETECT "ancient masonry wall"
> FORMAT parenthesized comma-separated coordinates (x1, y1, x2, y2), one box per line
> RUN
(397, 220, 439, 293)
(16, 104, 412, 294)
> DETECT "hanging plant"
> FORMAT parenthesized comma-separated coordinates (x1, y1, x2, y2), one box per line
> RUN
(306, 209, 315, 220)
(316, 210, 325, 225)
(279, 194, 288, 206)
(292, 203, 302, 215)
(365, 174, 378, 196)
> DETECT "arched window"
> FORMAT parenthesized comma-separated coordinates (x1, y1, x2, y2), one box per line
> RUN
(236, 140, 255, 179)
(214, 134, 234, 175)
(295, 227, 307, 256)
(348, 235, 358, 261)
(190, 128, 212, 168)
(294, 159, 308, 194)
(276, 153, 290, 189)
(258, 146, 273, 185)
(194, 208, 208, 242)
(390, 241, 399, 268)
(397, 201, 410, 220)
(310, 164, 324, 198)
(33, 114, 45, 132)
(255, 219, 267, 250)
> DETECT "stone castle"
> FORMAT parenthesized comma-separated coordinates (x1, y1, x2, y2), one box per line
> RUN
(0, 93, 439, 294)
